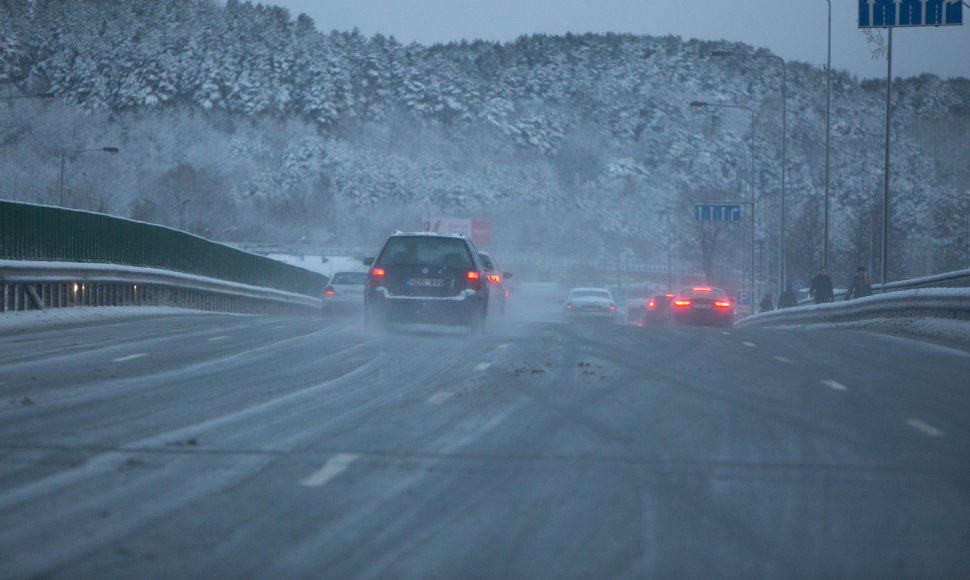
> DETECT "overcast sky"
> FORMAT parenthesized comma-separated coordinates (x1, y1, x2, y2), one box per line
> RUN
(262, 0, 969, 80)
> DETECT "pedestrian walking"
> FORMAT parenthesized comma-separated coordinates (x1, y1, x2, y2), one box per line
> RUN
(759, 293, 774, 313)
(846, 266, 872, 300)
(778, 283, 798, 308)
(809, 267, 834, 304)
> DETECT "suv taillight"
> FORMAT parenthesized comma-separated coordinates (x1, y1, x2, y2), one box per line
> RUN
(466, 271, 482, 291)
(324, 285, 336, 296)
(368, 267, 385, 288)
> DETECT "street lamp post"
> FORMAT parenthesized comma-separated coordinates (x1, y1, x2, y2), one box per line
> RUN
(823, 0, 832, 270)
(689, 100, 757, 298)
(710, 51, 787, 296)
(59, 147, 120, 206)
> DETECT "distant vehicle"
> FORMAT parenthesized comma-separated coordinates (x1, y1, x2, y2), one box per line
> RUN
(364, 232, 489, 332)
(621, 291, 654, 323)
(478, 251, 512, 317)
(562, 287, 617, 323)
(670, 287, 734, 327)
(638, 293, 675, 326)
(321, 271, 367, 315)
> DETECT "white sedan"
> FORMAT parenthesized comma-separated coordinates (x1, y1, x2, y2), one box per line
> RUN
(322, 271, 367, 315)
(562, 287, 617, 323)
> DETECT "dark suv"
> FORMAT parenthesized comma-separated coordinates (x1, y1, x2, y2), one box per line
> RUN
(364, 232, 489, 331)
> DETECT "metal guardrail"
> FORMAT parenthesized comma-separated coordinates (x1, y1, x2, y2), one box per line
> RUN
(1, 201, 327, 298)
(1, 261, 320, 314)
(0, 201, 327, 314)
(740, 287, 970, 329)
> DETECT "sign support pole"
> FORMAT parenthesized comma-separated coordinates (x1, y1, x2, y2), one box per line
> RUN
(882, 27, 892, 288)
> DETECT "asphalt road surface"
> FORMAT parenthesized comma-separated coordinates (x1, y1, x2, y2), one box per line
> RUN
(2, 311, 969, 578)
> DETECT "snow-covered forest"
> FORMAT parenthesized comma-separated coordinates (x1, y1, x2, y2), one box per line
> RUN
(1, 0, 968, 286)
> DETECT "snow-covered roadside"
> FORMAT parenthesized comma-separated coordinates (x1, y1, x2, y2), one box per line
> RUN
(782, 317, 970, 352)
(0, 306, 223, 336)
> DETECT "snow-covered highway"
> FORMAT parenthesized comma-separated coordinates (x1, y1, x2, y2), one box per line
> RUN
(2, 311, 970, 577)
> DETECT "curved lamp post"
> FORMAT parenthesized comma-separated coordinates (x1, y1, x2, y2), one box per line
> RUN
(710, 50, 787, 296)
(689, 100, 757, 298)
(59, 147, 120, 206)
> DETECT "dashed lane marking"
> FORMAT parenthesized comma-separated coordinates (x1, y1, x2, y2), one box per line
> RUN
(208, 336, 230, 342)
(905, 419, 945, 438)
(300, 453, 361, 487)
(474, 362, 491, 371)
(742, 341, 757, 348)
(774, 356, 792, 363)
(721, 331, 731, 335)
(427, 391, 455, 405)
(822, 379, 847, 391)
(112, 353, 147, 363)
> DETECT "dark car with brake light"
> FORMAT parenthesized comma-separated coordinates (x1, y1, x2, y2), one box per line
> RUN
(478, 251, 511, 317)
(638, 293, 675, 326)
(670, 287, 733, 327)
(364, 232, 489, 332)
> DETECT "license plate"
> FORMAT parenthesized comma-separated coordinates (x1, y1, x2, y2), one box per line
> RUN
(406, 278, 444, 287)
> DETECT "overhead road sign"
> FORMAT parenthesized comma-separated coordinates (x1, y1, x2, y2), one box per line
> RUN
(859, 0, 963, 28)
(694, 203, 741, 222)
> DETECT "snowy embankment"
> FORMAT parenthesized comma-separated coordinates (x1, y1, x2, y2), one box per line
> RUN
(737, 288, 970, 350)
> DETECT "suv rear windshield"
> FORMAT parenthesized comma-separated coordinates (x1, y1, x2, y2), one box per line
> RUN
(378, 237, 473, 267)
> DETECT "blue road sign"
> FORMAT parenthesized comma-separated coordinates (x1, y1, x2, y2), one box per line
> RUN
(694, 204, 741, 222)
(736, 290, 751, 306)
(859, 0, 963, 28)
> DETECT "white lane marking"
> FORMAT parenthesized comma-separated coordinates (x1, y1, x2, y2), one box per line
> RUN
(300, 453, 361, 487)
(774, 356, 792, 363)
(742, 341, 757, 347)
(112, 353, 147, 363)
(474, 362, 491, 371)
(272, 325, 289, 330)
(822, 379, 847, 391)
(209, 336, 230, 342)
(427, 391, 455, 405)
(905, 419, 945, 438)
(497, 343, 510, 350)
(720, 331, 731, 335)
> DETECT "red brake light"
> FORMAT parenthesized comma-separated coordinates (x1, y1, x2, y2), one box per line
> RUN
(368, 267, 385, 288)
(467, 271, 480, 280)
(609, 305, 616, 311)
(692, 287, 712, 292)
(324, 286, 335, 296)
(673, 299, 691, 307)
(486, 274, 501, 283)
(466, 270, 482, 291)
(714, 300, 732, 309)
(647, 299, 656, 309)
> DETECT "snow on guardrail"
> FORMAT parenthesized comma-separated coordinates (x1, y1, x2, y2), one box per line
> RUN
(1, 260, 321, 314)
(737, 288, 970, 329)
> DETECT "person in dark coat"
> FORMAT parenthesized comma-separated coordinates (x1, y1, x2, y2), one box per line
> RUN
(846, 266, 872, 300)
(778, 283, 798, 308)
(759, 293, 774, 313)
(809, 267, 834, 304)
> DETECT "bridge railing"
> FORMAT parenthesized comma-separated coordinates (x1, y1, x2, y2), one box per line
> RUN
(1, 201, 326, 313)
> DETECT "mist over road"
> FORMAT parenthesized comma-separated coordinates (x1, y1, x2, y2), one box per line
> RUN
(2, 313, 969, 578)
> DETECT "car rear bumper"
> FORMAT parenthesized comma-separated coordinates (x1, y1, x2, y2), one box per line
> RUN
(672, 309, 733, 327)
(366, 289, 485, 325)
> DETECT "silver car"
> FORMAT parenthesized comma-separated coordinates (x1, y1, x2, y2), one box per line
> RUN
(322, 271, 368, 315)
(562, 287, 617, 323)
